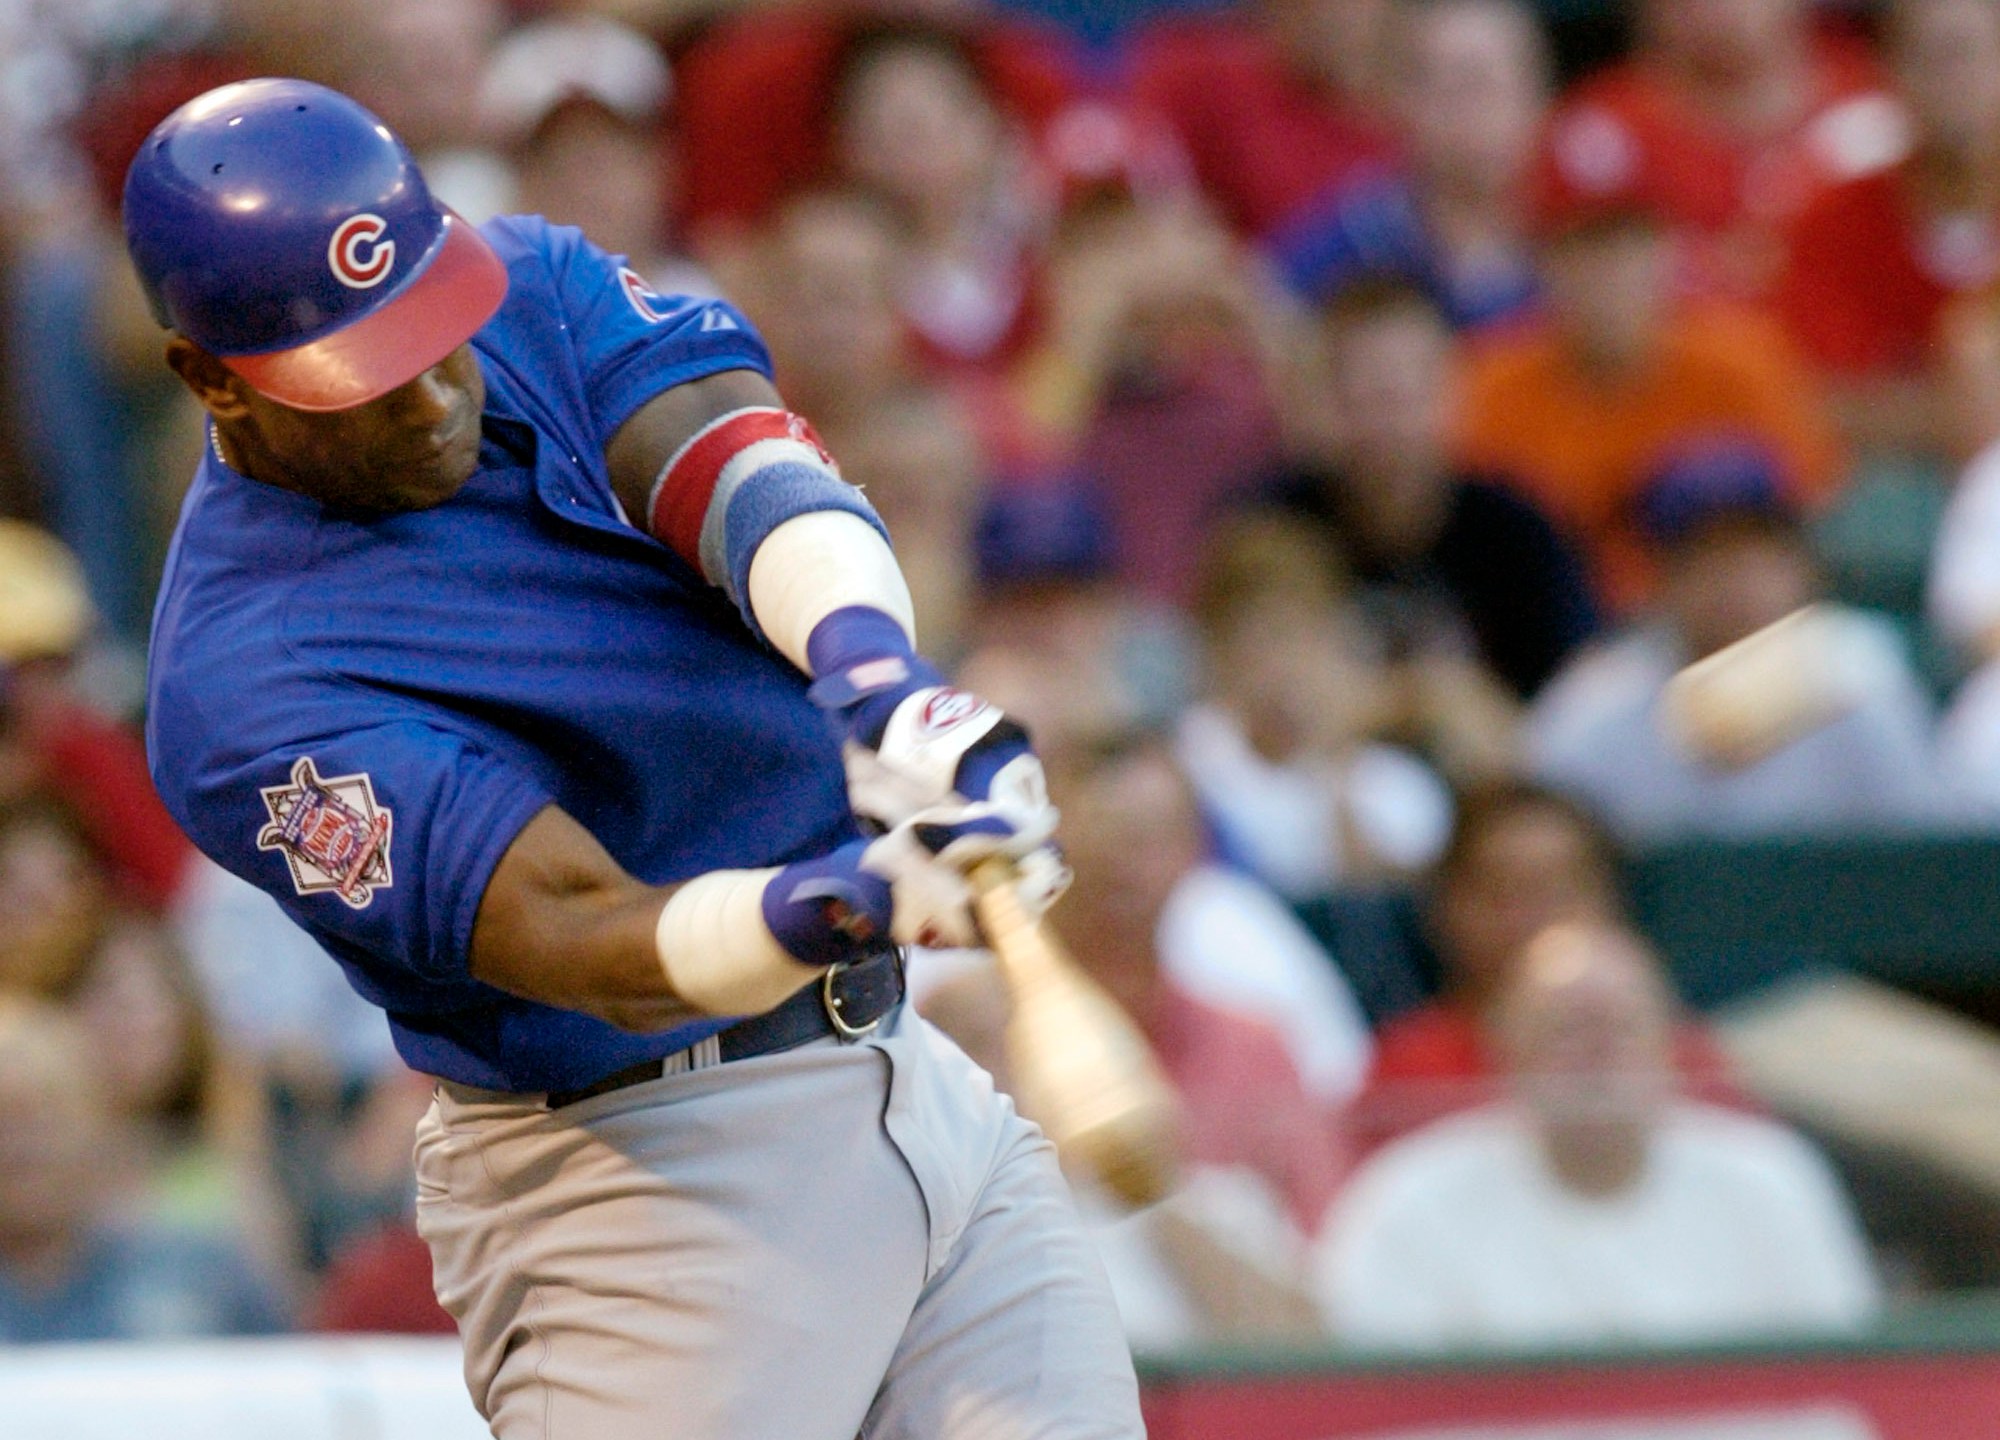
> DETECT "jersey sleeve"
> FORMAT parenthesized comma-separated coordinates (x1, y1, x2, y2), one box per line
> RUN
(169, 717, 554, 991)
(533, 218, 773, 451)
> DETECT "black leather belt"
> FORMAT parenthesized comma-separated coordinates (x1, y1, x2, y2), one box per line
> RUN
(545, 949, 904, 1110)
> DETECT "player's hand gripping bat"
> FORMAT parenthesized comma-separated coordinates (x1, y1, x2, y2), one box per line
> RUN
(970, 857, 1179, 1209)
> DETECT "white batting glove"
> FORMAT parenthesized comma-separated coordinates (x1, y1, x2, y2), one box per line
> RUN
(861, 815, 1071, 950)
(808, 607, 1059, 860)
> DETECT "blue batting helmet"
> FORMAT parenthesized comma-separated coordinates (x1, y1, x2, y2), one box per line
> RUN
(122, 78, 507, 412)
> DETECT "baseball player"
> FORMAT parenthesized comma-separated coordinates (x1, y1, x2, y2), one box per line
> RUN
(125, 79, 1142, 1438)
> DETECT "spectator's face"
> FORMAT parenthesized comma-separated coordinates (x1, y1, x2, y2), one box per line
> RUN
(1433, 804, 1620, 999)
(836, 44, 1002, 220)
(1895, 0, 2000, 155)
(829, 399, 980, 655)
(1324, 306, 1456, 534)
(1210, 597, 1390, 762)
(516, 105, 667, 265)
(829, 401, 979, 545)
(0, 815, 104, 997)
(1395, 1, 1548, 193)
(1540, 221, 1673, 369)
(1648, 0, 1804, 77)
(70, 921, 197, 1121)
(953, 643, 1135, 797)
(1665, 524, 1818, 662)
(1262, 0, 1392, 95)
(331, 0, 499, 152)
(760, 199, 905, 409)
(0, 1009, 110, 1248)
(1059, 746, 1205, 948)
(1499, 925, 1674, 1136)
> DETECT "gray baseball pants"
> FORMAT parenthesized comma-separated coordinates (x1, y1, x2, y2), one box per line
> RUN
(414, 1003, 1145, 1439)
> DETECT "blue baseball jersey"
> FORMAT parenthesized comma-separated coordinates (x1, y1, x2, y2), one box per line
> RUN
(147, 215, 862, 1092)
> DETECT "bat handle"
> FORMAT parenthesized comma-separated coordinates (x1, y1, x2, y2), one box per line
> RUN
(967, 856, 1058, 987)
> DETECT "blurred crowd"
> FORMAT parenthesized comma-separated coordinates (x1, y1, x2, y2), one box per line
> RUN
(8, 0, 2000, 1359)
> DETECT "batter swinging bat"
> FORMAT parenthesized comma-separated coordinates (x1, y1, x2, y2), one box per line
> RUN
(970, 857, 1179, 1209)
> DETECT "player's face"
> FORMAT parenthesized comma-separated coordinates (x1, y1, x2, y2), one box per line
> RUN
(240, 345, 488, 513)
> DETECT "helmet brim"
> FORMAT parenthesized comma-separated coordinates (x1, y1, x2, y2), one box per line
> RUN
(222, 210, 508, 413)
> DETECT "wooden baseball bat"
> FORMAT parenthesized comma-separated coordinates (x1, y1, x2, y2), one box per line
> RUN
(970, 858, 1179, 1209)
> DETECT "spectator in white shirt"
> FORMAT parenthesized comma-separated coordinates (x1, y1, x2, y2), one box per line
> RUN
(1528, 463, 1946, 843)
(1177, 511, 1454, 901)
(1931, 438, 2000, 814)
(1315, 920, 1880, 1350)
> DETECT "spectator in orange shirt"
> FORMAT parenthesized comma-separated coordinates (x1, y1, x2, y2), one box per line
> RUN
(1456, 131, 1844, 611)
(1349, 783, 1744, 1157)
(1775, 0, 2000, 458)
(1547, 0, 1907, 300)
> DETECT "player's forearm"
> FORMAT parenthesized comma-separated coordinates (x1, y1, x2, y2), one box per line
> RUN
(471, 806, 888, 1032)
(746, 512, 915, 675)
(470, 808, 703, 1031)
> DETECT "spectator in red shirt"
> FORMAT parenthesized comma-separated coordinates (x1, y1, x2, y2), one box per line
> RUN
(1129, 0, 1398, 243)
(827, 21, 1053, 375)
(0, 522, 191, 914)
(673, 6, 1075, 242)
(1775, 0, 2000, 458)
(1548, 0, 1907, 300)
(1349, 782, 1744, 1155)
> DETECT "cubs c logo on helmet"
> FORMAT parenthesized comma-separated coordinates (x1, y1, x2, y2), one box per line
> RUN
(328, 213, 395, 289)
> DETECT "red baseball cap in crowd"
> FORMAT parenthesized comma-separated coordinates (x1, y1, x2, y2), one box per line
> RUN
(1528, 104, 1672, 242)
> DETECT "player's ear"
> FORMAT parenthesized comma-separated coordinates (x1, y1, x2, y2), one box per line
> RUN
(164, 335, 254, 420)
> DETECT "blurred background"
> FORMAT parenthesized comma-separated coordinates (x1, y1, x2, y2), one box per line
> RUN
(7, 0, 2000, 1434)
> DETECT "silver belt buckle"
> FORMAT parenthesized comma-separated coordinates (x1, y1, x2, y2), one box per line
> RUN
(822, 960, 881, 1041)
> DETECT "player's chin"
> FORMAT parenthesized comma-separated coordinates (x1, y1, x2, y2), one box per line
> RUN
(374, 447, 482, 513)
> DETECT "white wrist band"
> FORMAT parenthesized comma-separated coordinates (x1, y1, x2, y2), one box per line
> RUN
(655, 868, 817, 1016)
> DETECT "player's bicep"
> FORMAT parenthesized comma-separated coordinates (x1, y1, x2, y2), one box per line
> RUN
(604, 367, 780, 523)
(606, 372, 891, 637)
(470, 804, 695, 1033)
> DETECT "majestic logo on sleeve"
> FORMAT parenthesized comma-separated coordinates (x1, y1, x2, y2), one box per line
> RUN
(329, 213, 395, 289)
(257, 757, 394, 908)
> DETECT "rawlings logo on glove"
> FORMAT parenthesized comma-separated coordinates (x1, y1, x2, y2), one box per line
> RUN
(915, 688, 991, 738)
